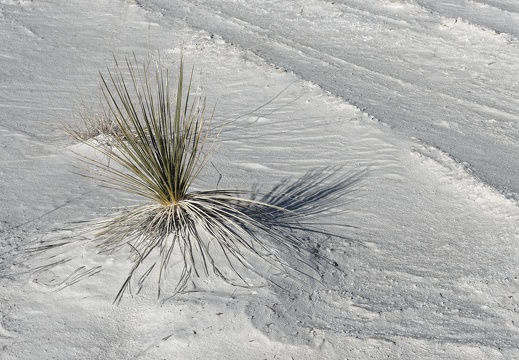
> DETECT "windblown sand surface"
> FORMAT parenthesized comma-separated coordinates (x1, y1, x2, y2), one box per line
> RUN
(1, 1, 519, 358)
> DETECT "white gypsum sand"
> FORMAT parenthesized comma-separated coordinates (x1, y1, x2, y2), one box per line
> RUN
(1, 0, 519, 359)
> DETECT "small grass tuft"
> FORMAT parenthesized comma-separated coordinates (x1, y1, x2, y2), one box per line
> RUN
(66, 100, 121, 143)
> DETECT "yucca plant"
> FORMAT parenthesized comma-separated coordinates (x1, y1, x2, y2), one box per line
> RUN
(81, 55, 327, 303)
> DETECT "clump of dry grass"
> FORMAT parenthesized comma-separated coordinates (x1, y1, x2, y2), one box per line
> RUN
(78, 55, 327, 303)
(66, 101, 121, 143)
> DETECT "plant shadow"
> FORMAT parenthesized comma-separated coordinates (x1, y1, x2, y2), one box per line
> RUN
(253, 166, 364, 220)
(205, 165, 368, 294)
